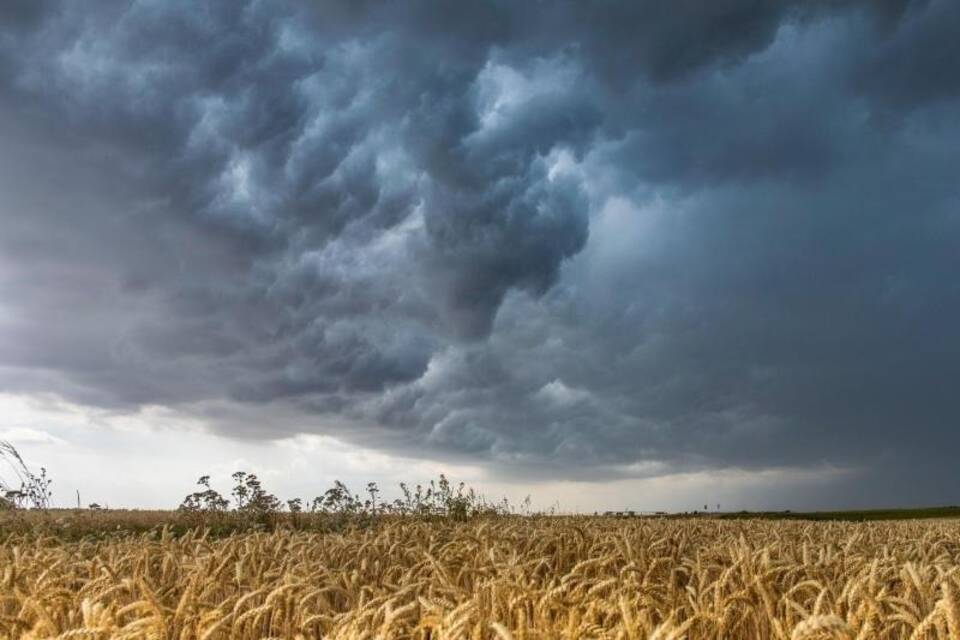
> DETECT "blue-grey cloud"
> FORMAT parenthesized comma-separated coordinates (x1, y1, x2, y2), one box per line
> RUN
(1, 0, 958, 506)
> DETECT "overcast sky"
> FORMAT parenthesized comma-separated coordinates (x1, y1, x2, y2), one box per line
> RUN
(1, 0, 959, 511)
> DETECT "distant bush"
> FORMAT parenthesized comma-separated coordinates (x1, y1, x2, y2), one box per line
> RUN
(173, 470, 518, 533)
(178, 475, 230, 529)
(0, 440, 525, 535)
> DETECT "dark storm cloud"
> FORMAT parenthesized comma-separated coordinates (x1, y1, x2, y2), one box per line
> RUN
(852, 0, 960, 109)
(1, 0, 959, 505)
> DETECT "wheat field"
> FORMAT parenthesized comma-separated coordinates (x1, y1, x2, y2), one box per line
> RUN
(2, 517, 959, 639)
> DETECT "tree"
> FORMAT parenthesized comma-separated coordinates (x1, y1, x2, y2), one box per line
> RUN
(179, 475, 229, 513)
(231, 471, 250, 509)
(312, 480, 360, 514)
(366, 482, 380, 514)
(231, 472, 281, 529)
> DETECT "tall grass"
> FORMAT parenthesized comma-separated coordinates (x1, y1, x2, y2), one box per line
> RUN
(0, 440, 52, 510)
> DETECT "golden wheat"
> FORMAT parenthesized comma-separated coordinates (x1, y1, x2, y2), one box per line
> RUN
(1, 517, 959, 639)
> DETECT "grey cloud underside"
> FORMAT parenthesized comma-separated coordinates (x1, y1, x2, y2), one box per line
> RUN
(2, 0, 959, 504)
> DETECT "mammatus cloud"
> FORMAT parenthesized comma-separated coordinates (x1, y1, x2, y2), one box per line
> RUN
(1, 0, 959, 505)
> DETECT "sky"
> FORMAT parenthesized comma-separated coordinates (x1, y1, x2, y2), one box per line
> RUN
(1, 0, 959, 512)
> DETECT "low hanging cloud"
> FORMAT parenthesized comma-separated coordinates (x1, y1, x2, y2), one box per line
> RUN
(1, 0, 959, 505)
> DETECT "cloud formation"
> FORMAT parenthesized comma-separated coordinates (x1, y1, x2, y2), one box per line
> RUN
(1, 0, 959, 505)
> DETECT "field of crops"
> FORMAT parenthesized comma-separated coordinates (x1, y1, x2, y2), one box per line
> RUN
(2, 516, 959, 639)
